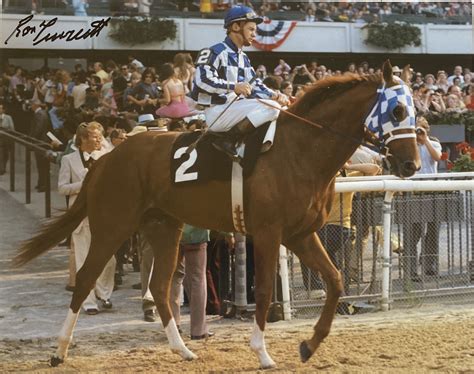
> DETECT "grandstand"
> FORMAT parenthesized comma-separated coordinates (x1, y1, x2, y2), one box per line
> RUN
(2, 0, 472, 24)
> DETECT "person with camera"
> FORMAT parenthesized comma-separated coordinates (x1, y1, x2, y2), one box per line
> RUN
(428, 90, 446, 114)
(273, 59, 291, 77)
(255, 65, 268, 80)
(403, 116, 442, 282)
(290, 64, 316, 86)
(415, 117, 442, 174)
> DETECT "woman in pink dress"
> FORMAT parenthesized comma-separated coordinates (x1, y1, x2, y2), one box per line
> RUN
(156, 63, 193, 119)
(173, 53, 195, 93)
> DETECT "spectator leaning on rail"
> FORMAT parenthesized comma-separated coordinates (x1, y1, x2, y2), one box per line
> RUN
(0, 102, 15, 175)
(190, 5, 289, 159)
(301, 161, 381, 299)
(402, 116, 442, 282)
(29, 100, 52, 193)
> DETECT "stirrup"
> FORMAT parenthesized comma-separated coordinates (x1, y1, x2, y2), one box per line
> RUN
(212, 141, 237, 157)
(212, 140, 241, 162)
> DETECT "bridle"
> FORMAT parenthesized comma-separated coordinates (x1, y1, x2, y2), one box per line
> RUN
(363, 81, 416, 148)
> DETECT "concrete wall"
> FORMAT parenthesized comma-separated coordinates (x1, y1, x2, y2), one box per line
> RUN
(2, 14, 472, 54)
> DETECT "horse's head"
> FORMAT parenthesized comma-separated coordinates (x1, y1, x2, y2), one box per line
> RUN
(364, 61, 421, 178)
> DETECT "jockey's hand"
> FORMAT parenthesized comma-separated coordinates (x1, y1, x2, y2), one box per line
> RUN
(235, 82, 252, 97)
(274, 92, 289, 106)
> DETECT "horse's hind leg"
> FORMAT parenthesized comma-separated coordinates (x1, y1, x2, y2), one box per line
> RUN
(286, 232, 343, 363)
(51, 230, 133, 366)
(141, 214, 196, 361)
(250, 232, 281, 369)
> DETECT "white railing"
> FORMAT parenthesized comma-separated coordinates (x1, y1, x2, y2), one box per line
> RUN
(278, 173, 474, 319)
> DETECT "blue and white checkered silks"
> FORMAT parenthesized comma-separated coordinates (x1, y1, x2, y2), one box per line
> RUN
(364, 77, 416, 145)
(190, 36, 275, 106)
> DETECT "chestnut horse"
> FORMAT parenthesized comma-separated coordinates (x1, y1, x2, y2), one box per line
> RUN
(15, 62, 419, 369)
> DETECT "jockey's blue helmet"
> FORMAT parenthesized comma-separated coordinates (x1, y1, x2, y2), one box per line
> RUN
(224, 6, 263, 29)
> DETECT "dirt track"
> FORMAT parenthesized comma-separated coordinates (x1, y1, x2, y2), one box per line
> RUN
(1, 177, 474, 373)
(1, 307, 474, 373)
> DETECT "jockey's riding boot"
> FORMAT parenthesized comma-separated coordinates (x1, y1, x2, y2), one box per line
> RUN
(212, 118, 256, 159)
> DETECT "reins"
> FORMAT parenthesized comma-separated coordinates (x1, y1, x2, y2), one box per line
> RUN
(255, 98, 390, 157)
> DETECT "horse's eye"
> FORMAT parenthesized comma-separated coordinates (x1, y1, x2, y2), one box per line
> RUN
(391, 102, 407, 122)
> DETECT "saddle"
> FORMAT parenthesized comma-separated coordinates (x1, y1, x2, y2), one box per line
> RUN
(170, 122, 272, 185)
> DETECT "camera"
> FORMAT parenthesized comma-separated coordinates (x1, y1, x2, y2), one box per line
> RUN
(416, 128, 425, 135)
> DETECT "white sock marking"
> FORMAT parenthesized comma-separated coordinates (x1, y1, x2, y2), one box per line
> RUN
(250, 319, 276, 369)
(164, 318, 197, 361)
(55, 308, 79, 360)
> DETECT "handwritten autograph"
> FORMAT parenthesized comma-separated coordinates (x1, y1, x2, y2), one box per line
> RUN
(4, 15, 110, 46)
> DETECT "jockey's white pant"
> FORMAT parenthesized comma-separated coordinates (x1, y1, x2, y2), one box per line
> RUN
(205, 99, 280, 133)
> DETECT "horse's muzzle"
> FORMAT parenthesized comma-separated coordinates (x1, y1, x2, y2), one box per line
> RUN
(400, 160, 419, 177)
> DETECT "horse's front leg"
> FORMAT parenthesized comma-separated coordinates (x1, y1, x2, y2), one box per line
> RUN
(142, 216, 196, 361)
(250, 231, 281, 369)
(285, 232, 343, 363)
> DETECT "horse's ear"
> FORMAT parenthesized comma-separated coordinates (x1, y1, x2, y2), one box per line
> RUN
(401, 65, 412, 85)
(382, 60, 393, 84)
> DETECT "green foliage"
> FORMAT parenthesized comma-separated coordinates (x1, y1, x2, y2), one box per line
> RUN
(450, 154, 474, 172)
(109, 17, 177, 45)
(425, 111, 474, 131)
(364, 22, 421, 50)
(448, 142, 474, 172)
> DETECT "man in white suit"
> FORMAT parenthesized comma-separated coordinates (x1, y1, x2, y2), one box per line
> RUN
(58, 122, 116, 315)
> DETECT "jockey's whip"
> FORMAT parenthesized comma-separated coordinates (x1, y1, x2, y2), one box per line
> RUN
(185, 76, 257, 155)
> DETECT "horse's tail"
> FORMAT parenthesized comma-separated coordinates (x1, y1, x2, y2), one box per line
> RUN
(13, 175, 89, 267)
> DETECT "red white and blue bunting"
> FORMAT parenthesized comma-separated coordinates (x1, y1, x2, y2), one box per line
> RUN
(253, 19, 297, 51)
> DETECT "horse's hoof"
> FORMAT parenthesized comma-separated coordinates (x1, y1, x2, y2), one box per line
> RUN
(184, 352, 198, 361)
(50, 356, 64, 367)
(172, 348, 197, 361)
(261, 360, 276, 370)
(299, 341, 313, 363)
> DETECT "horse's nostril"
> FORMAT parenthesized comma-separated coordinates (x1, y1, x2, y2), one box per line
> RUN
(403, 161, 418, 174)
(404, 161, 415, 170)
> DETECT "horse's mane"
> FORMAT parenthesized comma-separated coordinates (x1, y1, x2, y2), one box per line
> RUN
(289, 73, 381, 114)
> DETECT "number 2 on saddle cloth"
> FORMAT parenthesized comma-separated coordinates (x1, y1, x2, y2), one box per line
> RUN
(170, 122, 272, 184)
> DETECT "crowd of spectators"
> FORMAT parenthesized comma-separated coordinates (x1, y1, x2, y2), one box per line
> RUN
(251, 1, 472, 23)
(257, 59, 473, 114)
(1, 56, 472, 163)
(9, 1, 472, 22)
(1, 52, 472, 319)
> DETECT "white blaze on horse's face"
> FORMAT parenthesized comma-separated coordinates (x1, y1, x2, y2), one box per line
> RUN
(364, 77, 416, 146)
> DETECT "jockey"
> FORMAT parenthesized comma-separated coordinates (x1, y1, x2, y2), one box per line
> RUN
(190, 5, 289, 158)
